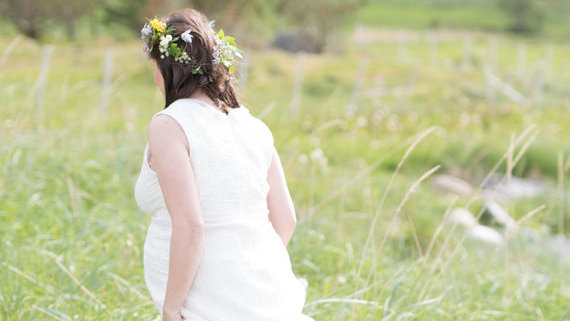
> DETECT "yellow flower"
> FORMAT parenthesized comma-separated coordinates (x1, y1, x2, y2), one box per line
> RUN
(150, 18, 166, 33)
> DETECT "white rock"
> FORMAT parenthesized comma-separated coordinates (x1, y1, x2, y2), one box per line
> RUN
(484, 200, 516, 230)
(446, 208, 478, 228)
(466, 225, 503, 246)
(482, 174, 545, 200)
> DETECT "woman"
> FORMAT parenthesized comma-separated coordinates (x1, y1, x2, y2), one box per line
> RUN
(134, 8, 314, 321)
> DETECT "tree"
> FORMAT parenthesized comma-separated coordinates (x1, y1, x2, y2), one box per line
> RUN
(276, 0, 368, 53)
(0, 0, 52, 39)
(52, 0, 103, 41)
(187, 0, 270, 39)
(0, 0, 103, 40)
(497, 0, 546, 34)
(102, 0, 191, 37)
(102, 0, 150, 35)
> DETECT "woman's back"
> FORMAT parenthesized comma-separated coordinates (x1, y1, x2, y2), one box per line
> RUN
(134, 98, 314, 320)
(136, 98, 273, 224)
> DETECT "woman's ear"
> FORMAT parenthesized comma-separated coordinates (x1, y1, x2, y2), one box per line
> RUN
(152, 59, 165, 97)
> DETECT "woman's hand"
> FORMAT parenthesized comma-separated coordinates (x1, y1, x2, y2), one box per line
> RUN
(163, 308, 185, 321)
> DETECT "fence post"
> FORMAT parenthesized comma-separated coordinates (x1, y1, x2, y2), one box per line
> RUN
(545, 43, 553, 81)
(534, 60, 545, 107)
(35, 45, 54, 121)
(488, 36, 498, 71)
(483, 63, 496, 105)
(0, 35, 22, 67)
(100, 48, 114, 114)
(429, 33, 438, 66)
(398, 30, 408, 64)
(289, 51, 305, 120)
(463, 35, 472, 67)
(346, 58, 368, 117)
(371, 74, 385, 108)
(517, 42, 526, 75)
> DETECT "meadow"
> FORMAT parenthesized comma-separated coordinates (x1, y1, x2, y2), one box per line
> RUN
(357, 0, 570, 41)
(1, 19, 569, 321)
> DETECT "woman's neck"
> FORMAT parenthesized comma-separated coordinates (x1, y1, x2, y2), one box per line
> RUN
(189, 89, 227, 113)
(190, 90, 220, 107)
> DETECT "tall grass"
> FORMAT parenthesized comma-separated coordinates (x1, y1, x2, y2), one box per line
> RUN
(1, 33, 569, 320)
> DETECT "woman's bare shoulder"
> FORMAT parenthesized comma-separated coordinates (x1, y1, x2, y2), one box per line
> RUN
(146, 113, 189, 155)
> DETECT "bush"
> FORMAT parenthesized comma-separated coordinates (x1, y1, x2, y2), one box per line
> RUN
(277, 0, 368, 53)
(497, 0, 546, 34)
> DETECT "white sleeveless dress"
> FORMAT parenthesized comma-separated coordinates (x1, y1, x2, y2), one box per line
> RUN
(134, 98, 314, 321)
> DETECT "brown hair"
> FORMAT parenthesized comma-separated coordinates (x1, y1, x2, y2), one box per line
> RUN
(147, 8, 241, 113)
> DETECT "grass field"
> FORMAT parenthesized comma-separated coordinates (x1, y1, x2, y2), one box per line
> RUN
(1, 18, 569, 321)
(356, 0, 570, 41)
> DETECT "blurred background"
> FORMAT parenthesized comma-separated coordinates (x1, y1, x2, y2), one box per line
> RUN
(1, 0, 569, 320)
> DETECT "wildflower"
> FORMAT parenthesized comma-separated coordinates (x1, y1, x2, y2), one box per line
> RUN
(141, 23, 153, 39)
(181, 29, 193, 44)
(140, 17, 241, 74)
(160, 34, 172, 47)
(174, 51, 192, 64)
(211, 29, 242, 73)
(142, 43, 149, 55)
(310, 148, 324, 161)
(207, 20, 215, 32)
(212, 42, 221, 64)
(150, 18, 166, 33)
(159, 34, 172, 58)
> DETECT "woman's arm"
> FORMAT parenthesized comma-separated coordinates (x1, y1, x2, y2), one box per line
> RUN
(266, 146, 297, 247)
(147, 114, 205, 320)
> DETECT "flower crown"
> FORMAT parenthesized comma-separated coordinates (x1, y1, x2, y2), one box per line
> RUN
(141, 17, 243, 75)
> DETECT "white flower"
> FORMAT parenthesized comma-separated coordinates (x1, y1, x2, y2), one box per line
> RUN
(181, 29, 193, 44)
(159, 35, 171, 57)
(160, 34, 172, 46)
(310, 148, 324, 161)
(207, 20, 215, 32)
(174, 51, 191, 64)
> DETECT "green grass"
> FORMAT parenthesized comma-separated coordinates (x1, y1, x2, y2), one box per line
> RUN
(1, 31, 569, 320)
(358, 1, 503, 31)
(356, 0, 570, 41)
